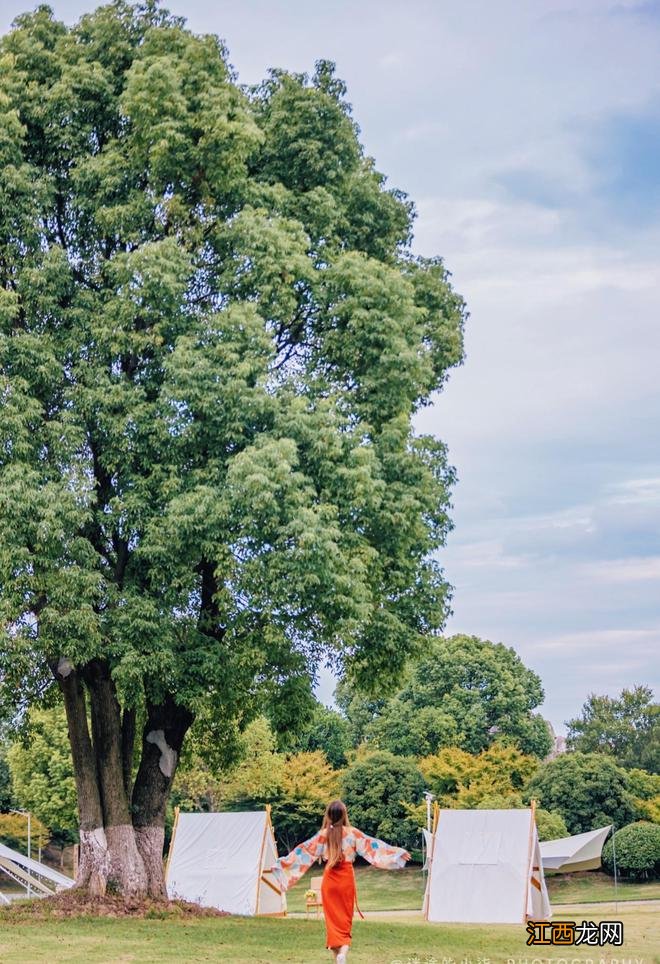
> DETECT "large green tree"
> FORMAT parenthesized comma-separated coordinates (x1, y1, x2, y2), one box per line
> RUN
(566, 686, 659, 774)
(338, 634, 552, 758)
(0, 3, 464, 897)
(0, 747, 12, 811)
(525, 752, 637, 834)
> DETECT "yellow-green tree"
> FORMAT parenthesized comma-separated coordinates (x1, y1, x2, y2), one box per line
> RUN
(174, 717, 340, 851)
(627, 768, 660, 823)
(271, 750, 341, 851)
(7, 708, 78, 845)
(412, 743, 565, 841)
(220, 718, 286, 806)
(420, 742, 540, 808)
(0, 812, 49, 853)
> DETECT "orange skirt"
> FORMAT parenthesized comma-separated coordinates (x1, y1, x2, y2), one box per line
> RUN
(321, 860, 355, 948)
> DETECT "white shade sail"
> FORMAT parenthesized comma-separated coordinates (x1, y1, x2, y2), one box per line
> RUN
(540, 825, 611, 872)
(422, 828, 433, 870)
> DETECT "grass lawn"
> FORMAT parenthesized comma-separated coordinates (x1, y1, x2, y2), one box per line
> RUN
(546, 871, 660, 905)
(0, 907, 657, 964)
(286, 866, 660, 913)
(286, 866, 427, 912)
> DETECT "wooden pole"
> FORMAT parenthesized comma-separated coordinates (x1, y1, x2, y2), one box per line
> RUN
(523, 800, 536, 923)
(165, 806, 180, 885)
(255, 808, 271, 915)
(424, 803, 441, 920)
(612, 826, 619, 914)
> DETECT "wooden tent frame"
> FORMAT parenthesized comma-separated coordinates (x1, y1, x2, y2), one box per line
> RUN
(523, 799, 536, 922)
(255, 804, 286, 917)
(422, 801, 440, 920)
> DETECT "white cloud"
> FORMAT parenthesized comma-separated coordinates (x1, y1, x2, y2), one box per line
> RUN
(607, 477, 660, 505)
(446, 539, 530, 571)
(529, 627, 660, 653)
(582, 556, 660, 583)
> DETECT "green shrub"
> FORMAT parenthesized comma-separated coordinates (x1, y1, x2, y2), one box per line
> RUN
(342, 750, 425, 851)
(535, 808, 568, 842)
(602, 821, 660, 880)
(525, 752, 636, 833)
(0, 812, 49, 852)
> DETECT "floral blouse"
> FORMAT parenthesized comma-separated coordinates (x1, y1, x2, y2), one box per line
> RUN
(271, 826, 411, 891)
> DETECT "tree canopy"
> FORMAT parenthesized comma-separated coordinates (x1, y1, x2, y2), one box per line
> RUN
(566, 686, 659, 774)
(419, 742, 541, 808)
(338, 634, 552, 758)
(0, 748, 12, 812)
(0, 1, 464, 896)
(287, 702, 352, 768)
(174, 716, 340, 852)
(341, 750, 425, 851)
(525, 751, 637, 834)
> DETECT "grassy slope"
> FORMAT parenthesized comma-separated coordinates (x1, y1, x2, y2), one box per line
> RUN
(0, 909, 657, 964)
(286, 866, 660, 912)
(547, 870, 660, 904)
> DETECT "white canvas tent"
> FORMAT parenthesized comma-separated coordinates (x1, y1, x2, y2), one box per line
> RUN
(424, 808, 551, 924)
(540, 825, 611, 873)
(166, 808, 286, 916)
(0, 840, 74, 902)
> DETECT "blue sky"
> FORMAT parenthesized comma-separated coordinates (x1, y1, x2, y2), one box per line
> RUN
(2, 0, 659, 732)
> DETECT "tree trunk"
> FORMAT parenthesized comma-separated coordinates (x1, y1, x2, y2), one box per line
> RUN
(54, 660, 108, 896)
(54, 659, 192, 900)
(86, 660, 147, 896)
(121, 707, 136, 799)
(132, 696, 194, 897)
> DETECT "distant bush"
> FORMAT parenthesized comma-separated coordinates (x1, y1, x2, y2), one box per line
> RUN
(602, 822, 660, 880)
(535, 808, 568, 842)
(342, 750, 425, 851)
(525, 752, 636, 833)
(0, 812, 49, 852)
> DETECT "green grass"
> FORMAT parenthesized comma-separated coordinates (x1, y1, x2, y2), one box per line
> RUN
(546, 870, 660, 904)
(0, 908, 656, 964)
(286, 866, 660, 913)
(1, 868, 658, 963)
(286, 866, 427, 912)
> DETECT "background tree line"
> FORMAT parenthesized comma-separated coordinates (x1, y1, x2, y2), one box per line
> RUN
(2, 633, 658, 876)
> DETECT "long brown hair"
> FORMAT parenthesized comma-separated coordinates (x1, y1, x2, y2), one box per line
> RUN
(322, 799, 349, 868)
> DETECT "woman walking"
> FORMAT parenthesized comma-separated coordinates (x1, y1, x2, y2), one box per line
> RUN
(271, 799, 411, 963)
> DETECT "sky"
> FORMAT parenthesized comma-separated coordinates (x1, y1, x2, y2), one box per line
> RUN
(2, 0, 659, 733)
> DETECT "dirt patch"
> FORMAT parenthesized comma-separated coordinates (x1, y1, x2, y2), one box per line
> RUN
(0, 888, 228, 921)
